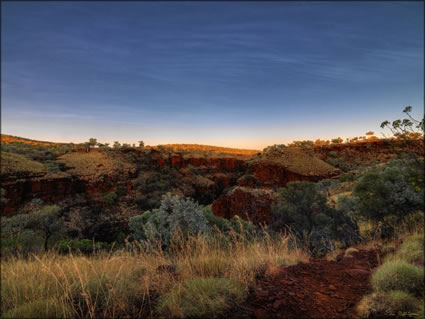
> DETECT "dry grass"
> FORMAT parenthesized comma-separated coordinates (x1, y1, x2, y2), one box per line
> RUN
(356, 230, 425, 318)
(344, 247, 359, 256)
(1, 231, 307, 319)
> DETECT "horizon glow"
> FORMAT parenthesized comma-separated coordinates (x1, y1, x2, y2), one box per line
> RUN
(2, 2, 424, 150)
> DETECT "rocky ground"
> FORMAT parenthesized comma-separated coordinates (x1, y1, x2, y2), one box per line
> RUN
(231, 248, 382, 319)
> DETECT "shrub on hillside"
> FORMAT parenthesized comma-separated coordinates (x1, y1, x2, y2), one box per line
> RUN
(103, 192, 118, 206)
(272, 181, 361, 256)
(339, 172, 355, 182)
(353, 160, 424, 235)
(325, 152, 354, 172)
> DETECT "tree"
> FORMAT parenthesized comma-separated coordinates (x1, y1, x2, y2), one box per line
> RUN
(314, 139, 330, 146)
(331, 137, 343, 144)
(138, 141, 145, 149)
(381, 106, 424, 140)
(1, 214, 41, 256)
(30, 205, 63, 251)
(380, 106, 424, 191)
(84, 138, 97, 152)
(271, 181, 360, 255)
(113, 141, 121, 149)
(88, 138, 97, 147)
(353, 160, 423, 233)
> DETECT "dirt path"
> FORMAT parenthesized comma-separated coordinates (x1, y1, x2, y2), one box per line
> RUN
(234, 249, 382, 319)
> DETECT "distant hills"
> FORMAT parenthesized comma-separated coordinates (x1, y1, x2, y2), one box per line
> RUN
(0, 134, 261, 155)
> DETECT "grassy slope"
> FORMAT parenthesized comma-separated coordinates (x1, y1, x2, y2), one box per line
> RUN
(250, 147, 340, 176)
(0, 152, 47, 176)
(1, 134, 60, 146)
(57, 151, 136, 180)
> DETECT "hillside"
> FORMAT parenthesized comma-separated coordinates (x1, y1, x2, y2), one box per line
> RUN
(1, 133, 423, 319)
(152, 144, 261, 155)
(1, 134, 61, 146)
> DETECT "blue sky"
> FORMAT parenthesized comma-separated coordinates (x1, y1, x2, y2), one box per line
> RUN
(2, 2, 423, 149)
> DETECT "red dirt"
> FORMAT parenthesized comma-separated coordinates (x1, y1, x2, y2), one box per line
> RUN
(234, 248, 382, 319)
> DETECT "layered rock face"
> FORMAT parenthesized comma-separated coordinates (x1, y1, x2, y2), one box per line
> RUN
(152, 151, 247, 172)
(210, 147, 341, 224)
(1, 175, 85, 214)
(1, 151, 137, 215)
(1, 147, 341, 220)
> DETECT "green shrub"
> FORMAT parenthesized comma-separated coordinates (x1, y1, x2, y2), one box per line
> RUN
(103, 192, 118, 206)
(272, 181, 361, 255)
(357, 290, 422, 318)
(1, 230, 43, 257)
(204, 208, 231, 233)
(371, 261, 424, 297)
(129, 194, 210, 248)
(29, 205, 63, 252)
(156, 278, 246, 318)
(396, 234, 424, 264)
(353, 160, 424, 234)
(339, 172, 355, 182)
(2, 298, 73, 318)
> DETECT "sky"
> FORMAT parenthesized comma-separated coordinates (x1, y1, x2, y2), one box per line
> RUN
(1, 2, 424, 149)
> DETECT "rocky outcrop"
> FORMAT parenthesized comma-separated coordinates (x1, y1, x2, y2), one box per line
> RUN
(153, 151, 247, 172)
(252, 163, 336, 188)
(249, 147, 341, 188)
(211, 187, 278, 224)
(1, 175, 84, 215)
(1, 150, 138, 216)
(0, 173, 137, 215)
